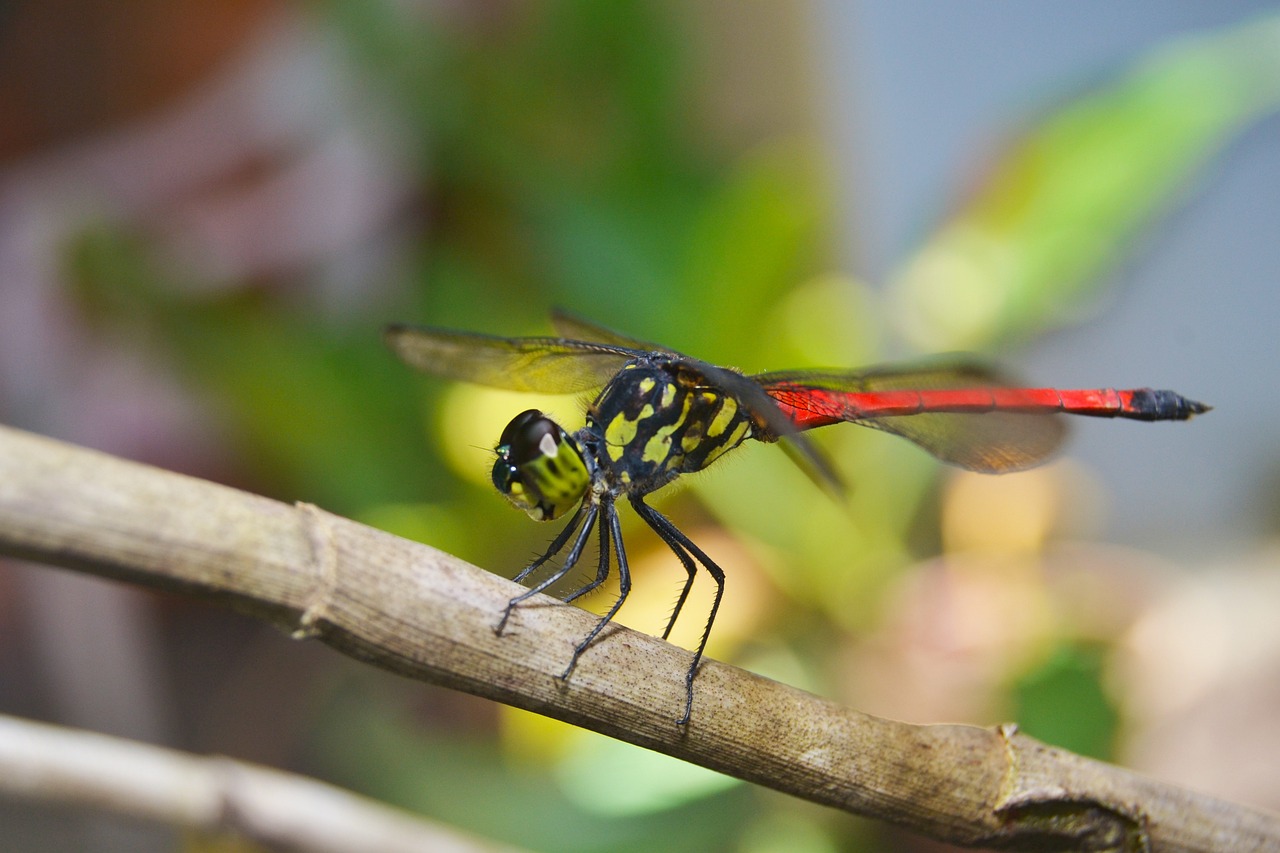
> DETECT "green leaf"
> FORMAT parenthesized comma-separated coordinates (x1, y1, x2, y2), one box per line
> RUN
(891, 13, 1280, 349)
(1012, 644, 1119, 761)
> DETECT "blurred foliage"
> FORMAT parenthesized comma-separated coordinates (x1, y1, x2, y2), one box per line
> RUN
(889, 13, 1280, 350)
(314, 681, 757, 853)
(1011, 643, 1119, 762)
(68, 226, 439, 513)
(59, 3, 1280, 852)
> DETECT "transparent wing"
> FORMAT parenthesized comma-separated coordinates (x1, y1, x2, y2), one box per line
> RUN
(384, 324, 642, 394)
(755, 360, 1067, 474)
(861, 410, 1066, 473)
(549, 308, 676, 353)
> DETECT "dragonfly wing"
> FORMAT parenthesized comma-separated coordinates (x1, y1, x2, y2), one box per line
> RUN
(384, 324, 640, 394)
(754, 360, 1068, 474)
(758, 360, 1013, 395)
(775, 432, 847, 497)
(858, 411, 1066, 473)
(549, 308, 678, 354)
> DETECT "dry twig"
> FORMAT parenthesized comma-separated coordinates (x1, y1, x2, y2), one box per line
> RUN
(0, 713, 524, 853)
(1, 423, 1277, 851)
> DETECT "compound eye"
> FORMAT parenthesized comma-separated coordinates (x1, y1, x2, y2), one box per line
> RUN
(498, 409, 565, 467)
(490, 459, 520, 494)
(497, 409, 546, 452)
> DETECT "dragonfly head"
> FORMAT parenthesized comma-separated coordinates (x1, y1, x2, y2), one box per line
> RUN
(492, 409, 589, 521)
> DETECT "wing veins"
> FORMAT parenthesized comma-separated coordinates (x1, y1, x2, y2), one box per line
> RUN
(384, 324, 640, 394)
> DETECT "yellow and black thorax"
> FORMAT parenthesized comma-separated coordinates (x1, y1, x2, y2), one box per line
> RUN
(585, 356, 756, 490)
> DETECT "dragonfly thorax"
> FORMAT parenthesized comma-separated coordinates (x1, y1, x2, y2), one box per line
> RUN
(492, 409, 591, 521)
(586, 359, 755, 490)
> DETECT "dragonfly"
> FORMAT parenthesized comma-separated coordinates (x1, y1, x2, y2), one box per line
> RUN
(385, 311, 1209, 725)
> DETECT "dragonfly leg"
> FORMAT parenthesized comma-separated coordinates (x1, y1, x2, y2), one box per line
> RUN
(633, 497, 724, 726)
(561, 499, 630, 683)
(512, 502, 588, 583)
(657, 538, 697, 642)
(497, 503, 597, 635)
(562, 506, 613, 604)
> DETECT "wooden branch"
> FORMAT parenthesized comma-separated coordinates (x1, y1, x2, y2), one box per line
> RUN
(0, 422, 1276, 852)
(0, 712, 525, 853)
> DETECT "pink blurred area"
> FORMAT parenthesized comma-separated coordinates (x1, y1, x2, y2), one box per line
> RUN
(1, 1, 416, 455)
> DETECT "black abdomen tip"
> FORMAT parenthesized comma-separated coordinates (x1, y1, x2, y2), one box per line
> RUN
(1130, 388, 1212, 421)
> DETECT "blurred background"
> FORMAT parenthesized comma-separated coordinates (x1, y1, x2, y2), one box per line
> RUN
(1, 2, 1278, 851)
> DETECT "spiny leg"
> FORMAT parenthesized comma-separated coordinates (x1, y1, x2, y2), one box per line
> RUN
(563, 503, 614, 605)
(497, 503, 598, 635)
(633, 497, 725, 726)
(561, 499, 631, 682)
(512, 502, 588, 583)
(657, 534, 697, 642)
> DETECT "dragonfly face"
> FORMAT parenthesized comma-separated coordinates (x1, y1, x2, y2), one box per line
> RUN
(491, 409, 591, 521)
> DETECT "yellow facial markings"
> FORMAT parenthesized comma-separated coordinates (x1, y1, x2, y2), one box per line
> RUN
(497, 422, 591, 522)
(543, 472, 580, 500)
(707, 395, 738, 438)
(523, 444, 591, 515)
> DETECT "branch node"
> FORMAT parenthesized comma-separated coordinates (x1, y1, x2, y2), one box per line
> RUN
(996, 722, 1021, 805)
(992, 724, 1150, 852)
(293, 502, 338, 639)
